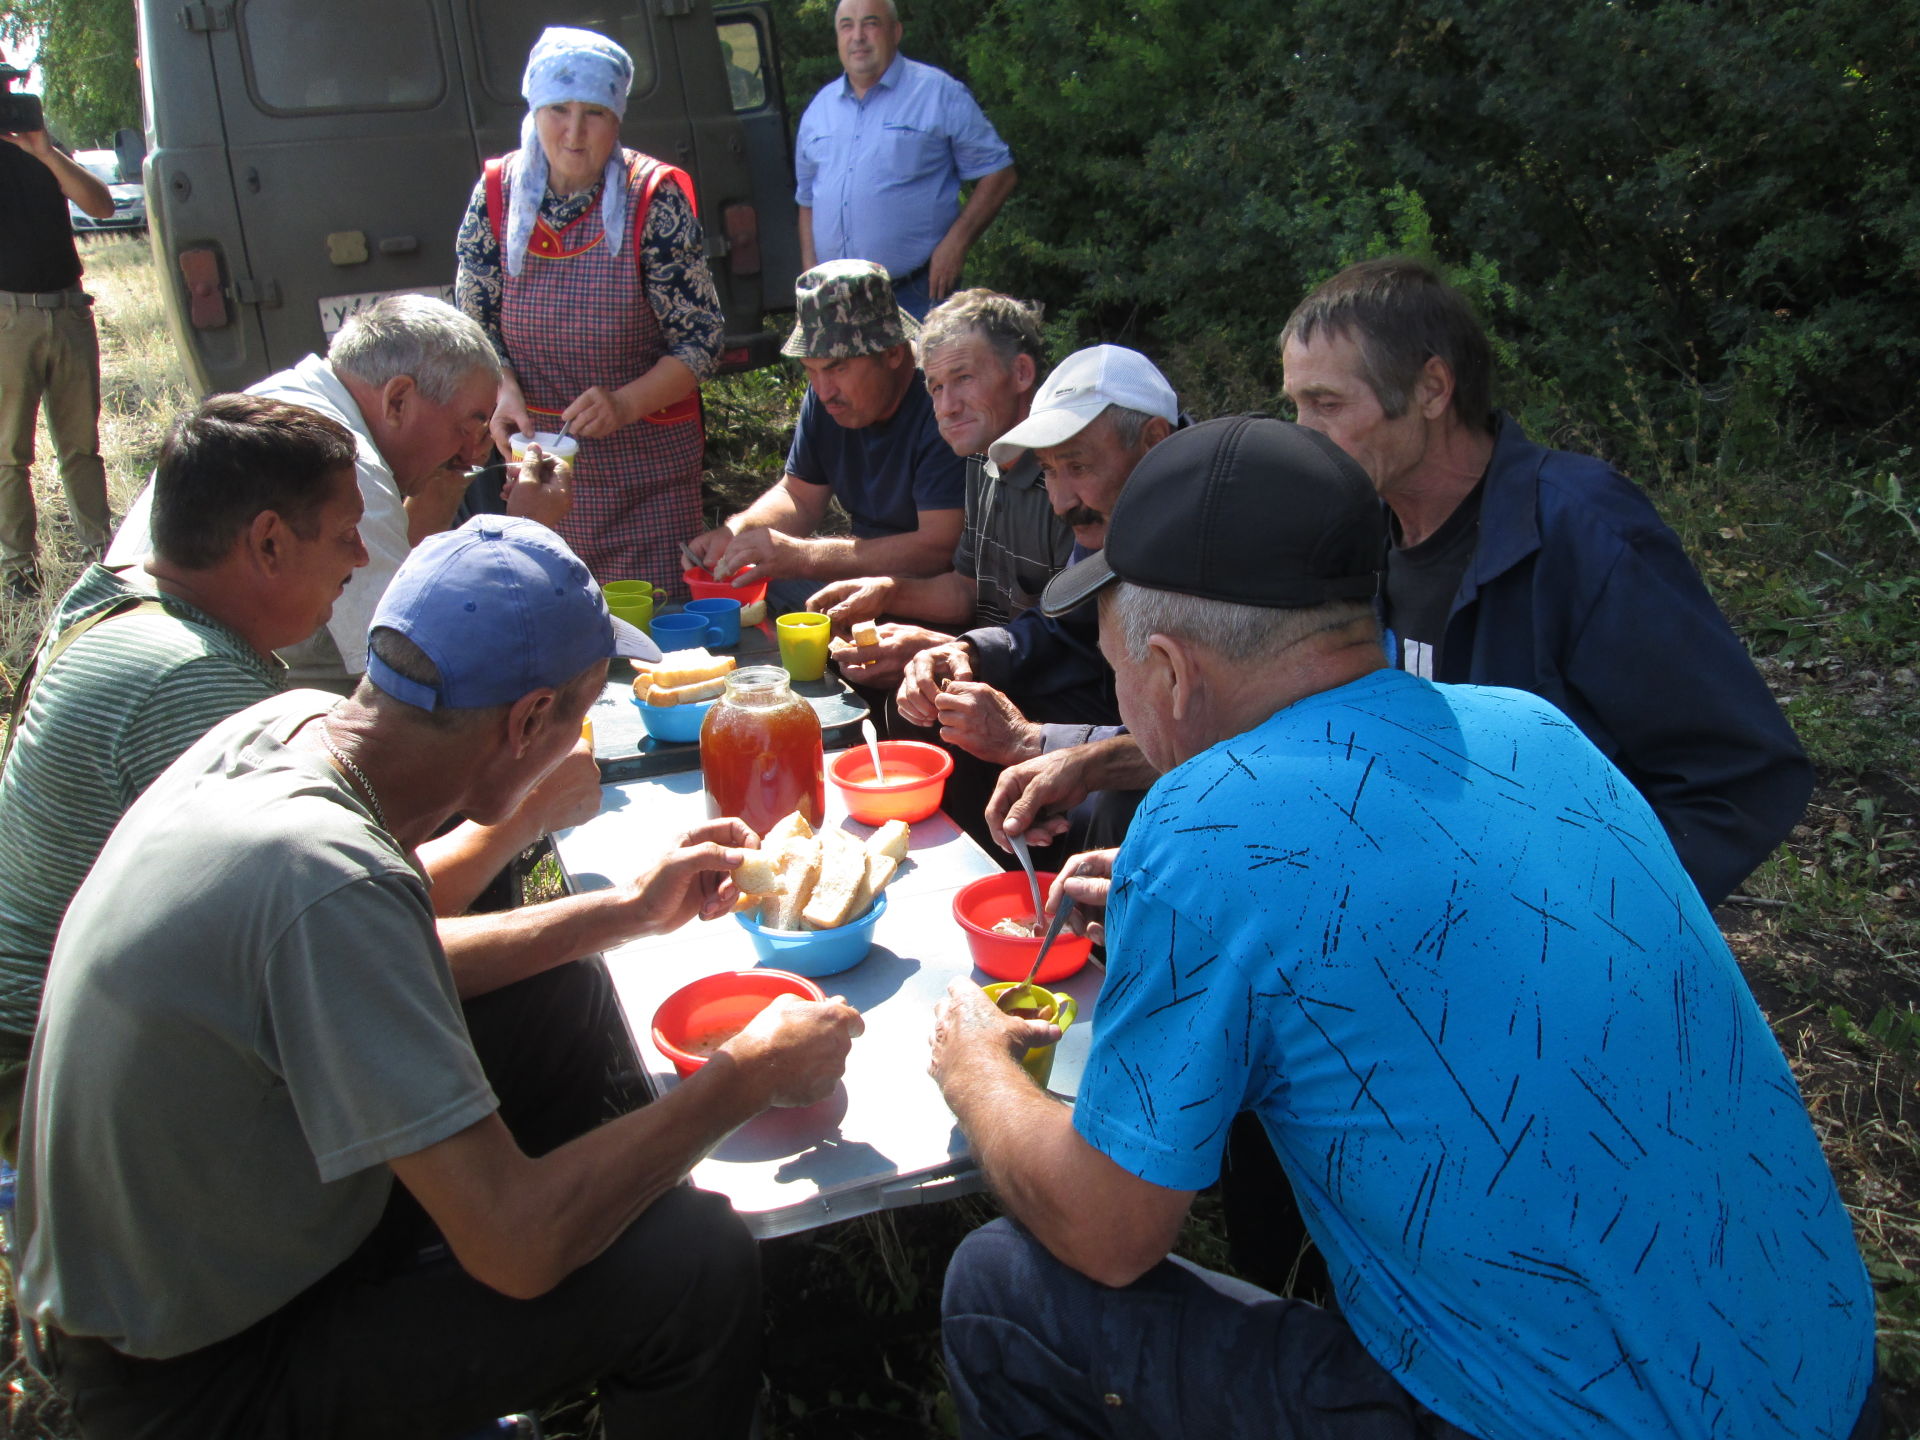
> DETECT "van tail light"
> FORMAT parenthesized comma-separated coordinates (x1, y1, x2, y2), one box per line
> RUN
(177, 248, 228, 329)
(723, 204, 761, 277)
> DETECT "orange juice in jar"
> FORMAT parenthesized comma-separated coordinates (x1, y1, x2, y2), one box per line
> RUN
(699, 665, 824, 836)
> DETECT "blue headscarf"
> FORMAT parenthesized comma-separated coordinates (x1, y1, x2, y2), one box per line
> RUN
(506, 27, 635, 277)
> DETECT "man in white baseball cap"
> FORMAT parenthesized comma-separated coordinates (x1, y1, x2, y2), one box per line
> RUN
(893, 345, 1179, 848)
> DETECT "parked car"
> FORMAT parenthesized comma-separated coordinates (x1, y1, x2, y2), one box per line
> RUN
(136, 0, 798, 397)
(68, 148, 147, 233)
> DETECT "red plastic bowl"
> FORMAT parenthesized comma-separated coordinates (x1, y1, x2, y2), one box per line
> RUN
(683, 567, 770, 608)
(829, 740, 953, 825)
(952, 871, 1092, 983)
(651, 968, 825, 1078)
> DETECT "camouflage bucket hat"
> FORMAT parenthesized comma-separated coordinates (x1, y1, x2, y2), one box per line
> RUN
(782, 260, 921, 359)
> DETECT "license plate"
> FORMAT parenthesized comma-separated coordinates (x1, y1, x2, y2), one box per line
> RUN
(317, 284, 457, 338)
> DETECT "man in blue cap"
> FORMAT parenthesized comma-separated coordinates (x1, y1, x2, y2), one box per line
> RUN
(17, 516, 863, 1438)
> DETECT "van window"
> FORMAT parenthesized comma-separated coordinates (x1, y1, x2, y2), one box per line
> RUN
(716, 19, 768, 112)
(472, 3, 659, 105)
(239, 0, 446, 113)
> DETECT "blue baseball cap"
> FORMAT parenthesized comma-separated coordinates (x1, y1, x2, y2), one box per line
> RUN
(366, 516, 660, 711)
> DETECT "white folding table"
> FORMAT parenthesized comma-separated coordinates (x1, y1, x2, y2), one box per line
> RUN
(551, 758, 1104, 1238)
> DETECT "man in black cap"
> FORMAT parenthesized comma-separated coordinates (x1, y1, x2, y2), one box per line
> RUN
(0, 60, 116, 598)
(929, 417, 1875, 1440)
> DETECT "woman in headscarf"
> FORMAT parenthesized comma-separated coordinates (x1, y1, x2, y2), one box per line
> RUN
(455, 26, 722, 592)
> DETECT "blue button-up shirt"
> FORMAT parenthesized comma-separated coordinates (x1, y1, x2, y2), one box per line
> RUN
(794, 55, 1013, 280)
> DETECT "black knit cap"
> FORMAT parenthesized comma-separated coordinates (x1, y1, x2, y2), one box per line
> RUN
(1040, 415, 1385, 617)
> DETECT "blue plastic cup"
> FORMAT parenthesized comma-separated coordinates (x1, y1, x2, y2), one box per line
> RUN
(685, 596, 742, 646)
(651, 613, 712, 652)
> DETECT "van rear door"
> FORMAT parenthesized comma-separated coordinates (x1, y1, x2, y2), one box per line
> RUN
(205, 0, 476, 372)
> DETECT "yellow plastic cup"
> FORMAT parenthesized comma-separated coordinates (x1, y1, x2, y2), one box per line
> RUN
(982, 981, 1078, 1087)
(603, 580, 661, 635)
(776, 611, 832, 682)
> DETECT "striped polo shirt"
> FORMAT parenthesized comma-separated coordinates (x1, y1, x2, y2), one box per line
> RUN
(0, 566, 282, 1058)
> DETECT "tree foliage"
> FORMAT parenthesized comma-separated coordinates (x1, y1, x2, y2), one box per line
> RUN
(769, 0, 1919, 453)
(0, 0, 138, 148)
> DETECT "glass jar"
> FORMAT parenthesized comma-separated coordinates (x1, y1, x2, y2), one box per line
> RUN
(699, 665, 825, 836)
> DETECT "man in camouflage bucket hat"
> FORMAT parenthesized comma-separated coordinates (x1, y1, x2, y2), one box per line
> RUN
(690, 261, 963, 601)
(781, 259, 920, 358)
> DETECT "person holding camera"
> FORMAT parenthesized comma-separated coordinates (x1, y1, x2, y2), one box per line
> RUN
(0, 60, 115, 600)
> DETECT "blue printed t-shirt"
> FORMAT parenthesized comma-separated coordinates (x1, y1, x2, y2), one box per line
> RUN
(1077, 668, 1873, 1440)
(784, 371, 966, 539)
(793, 55, 1013, 280)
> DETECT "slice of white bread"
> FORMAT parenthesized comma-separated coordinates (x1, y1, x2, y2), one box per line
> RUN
(732, 851, 785, 895)
(850, 852, 900, 917)
(646, 676, 726, 707)
(739, 599, 768, 627)
(866, 819, 911, 862)
(762, 837, 822, 930)
(851, 620, 880, 647)
(630, 650, 734, 696)
(802, 829, 871, 930)
(764, 810, 814, 848)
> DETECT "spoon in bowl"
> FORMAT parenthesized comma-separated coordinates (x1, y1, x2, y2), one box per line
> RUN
(1008, 832, 1044, 932)
(860, 717, 886, 786)
(996, 896, 1079, 1014)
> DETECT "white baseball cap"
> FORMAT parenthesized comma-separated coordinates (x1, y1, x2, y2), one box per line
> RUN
(987, 345, 1178, 468)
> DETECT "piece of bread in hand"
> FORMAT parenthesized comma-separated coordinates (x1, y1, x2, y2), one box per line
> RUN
(851, 620, 880, 648)
(732, 851, 785, 895)
(866, 819, 911, 862)
(802, 829, 871, 930)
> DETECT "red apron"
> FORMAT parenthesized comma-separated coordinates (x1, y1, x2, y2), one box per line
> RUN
(487, 149, 705, 594)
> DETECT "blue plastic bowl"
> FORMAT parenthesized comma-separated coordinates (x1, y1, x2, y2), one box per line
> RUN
(735, 891, 887, 977)
(634, 694, 715, 745)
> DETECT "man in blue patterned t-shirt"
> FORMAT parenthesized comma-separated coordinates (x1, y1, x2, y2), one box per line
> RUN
(929, 416, 1877, 1440)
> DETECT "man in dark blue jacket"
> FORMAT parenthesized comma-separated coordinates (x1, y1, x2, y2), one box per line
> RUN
(1278, 256, 1811, 909)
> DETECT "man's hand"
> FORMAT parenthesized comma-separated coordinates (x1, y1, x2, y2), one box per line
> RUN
(985, 747, 1098, 853)
(829, 623, 946, 689)
(562, 385, 628, 440)
(0, 127, 53, 162)
(488, 374, 536, 459)
(928, 977, 1059, 1093)
(711, 525, 805, 584)
(1048, 849, 1116, 947)
(503, 453, 574, 530)
(931, 681, 1042, 765)
(927, 233, 970, 304)
(896, 640, 975, 727)
(809, 576, 895, 627)
(686, 524, 736, 574)
(512, 739, 601, 835)
(623, 818, 757, 931)
(722, 993, 865, 1108)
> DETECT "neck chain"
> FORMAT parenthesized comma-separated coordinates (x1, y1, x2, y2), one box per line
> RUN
(319, 719, 389, 834)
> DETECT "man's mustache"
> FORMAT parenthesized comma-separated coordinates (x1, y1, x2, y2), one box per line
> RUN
(1057, 504, 1104, 528)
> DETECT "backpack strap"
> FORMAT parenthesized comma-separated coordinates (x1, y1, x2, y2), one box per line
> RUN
(2, 593, 171, 770)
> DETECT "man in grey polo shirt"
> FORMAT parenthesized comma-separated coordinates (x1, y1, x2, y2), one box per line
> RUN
(19, 517, 863, 1439)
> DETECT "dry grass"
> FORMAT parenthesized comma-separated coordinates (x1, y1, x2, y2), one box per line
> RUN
(2, 244, 1916, 1439)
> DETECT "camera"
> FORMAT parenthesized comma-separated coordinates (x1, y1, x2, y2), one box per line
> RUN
(0, 92, 45, 135)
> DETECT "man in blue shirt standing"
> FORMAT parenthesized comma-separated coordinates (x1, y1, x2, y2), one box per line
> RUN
(794, 0, 1017, 319)
(930, 417, 1878, 1440)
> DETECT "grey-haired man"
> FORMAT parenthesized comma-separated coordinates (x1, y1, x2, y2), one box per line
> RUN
(688, 260, 966, 607)
(109, 294, 572, 689)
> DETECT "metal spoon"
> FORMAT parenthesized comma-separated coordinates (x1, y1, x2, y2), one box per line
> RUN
(1008, 833, 1044, 933)
(860, 716, 886, 785)
(997, 896, 1078, 1013)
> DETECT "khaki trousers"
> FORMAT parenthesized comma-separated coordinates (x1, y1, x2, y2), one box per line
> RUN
(0, 295, 112, 580)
